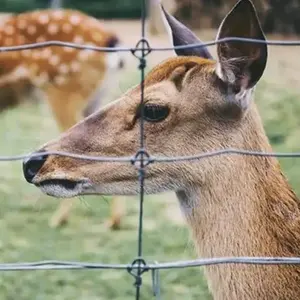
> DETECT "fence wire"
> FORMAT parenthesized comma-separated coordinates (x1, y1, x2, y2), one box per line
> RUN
(1, 1, 300, 299)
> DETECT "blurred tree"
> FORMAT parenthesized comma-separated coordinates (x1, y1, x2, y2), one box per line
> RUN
(63, 0, 144, 19)
(263, 0, 300, 34)
(173, 0, 300, 35)
(0, 0, 48, 12)
(0, 0, 145, 18)
(174, 0, 268, 29)
(49, 0, 63, 9)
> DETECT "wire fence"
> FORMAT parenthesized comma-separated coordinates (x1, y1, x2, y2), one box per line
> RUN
(1, 1, 300, 299)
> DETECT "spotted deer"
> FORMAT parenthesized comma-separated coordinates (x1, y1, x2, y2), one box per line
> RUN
(0, 8, 126, 229)
(22, 0, 300, 298)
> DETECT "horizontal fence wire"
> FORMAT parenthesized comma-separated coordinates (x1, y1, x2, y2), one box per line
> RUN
(2, 257, 300, 271)
(0, 37, 300, 54)
(1, 4, 300, 299)
(3, 149, 300, 162)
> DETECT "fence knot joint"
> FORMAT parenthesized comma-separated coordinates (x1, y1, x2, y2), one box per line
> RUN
(127, 258, 149, 288)
(138, 58, 146, 70)
(131, 38, 152, 58)
(131, 149, 153, 168)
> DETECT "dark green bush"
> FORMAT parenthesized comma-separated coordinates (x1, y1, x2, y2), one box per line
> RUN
(0, 0, 145, 19)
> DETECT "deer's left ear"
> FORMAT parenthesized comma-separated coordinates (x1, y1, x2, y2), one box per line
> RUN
(161, 5, 212, 59)
(216, 0, 267, 107)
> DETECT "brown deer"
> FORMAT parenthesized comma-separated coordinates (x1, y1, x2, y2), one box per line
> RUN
(22, 0, 300, 298)
(0, 8, 126, 229)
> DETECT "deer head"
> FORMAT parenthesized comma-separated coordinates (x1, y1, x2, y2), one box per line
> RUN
(22, 0, 268, 199)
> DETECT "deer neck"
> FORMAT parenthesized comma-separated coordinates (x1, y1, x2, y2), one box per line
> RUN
(176, 105, 300, 300)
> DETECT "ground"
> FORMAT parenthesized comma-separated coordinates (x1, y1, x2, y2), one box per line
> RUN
(0, 18, 299, 300)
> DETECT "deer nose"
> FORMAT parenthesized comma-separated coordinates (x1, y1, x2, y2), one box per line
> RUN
(23, 153, 48, 183)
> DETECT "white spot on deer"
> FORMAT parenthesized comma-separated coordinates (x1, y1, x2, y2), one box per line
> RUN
(63, 46, 74, 53)
(58, 63, 69, 74)
(69, 15, 81, 25)
(40, 71, 49, 84)
(73, 35, 84, 44)
(41, 48, 52, 59)
(70, 61, 80, 72)
(37, 36, 46, 43)
(38, 14, 49, 25)
(92, 32, 103, 42)
(62, 23, 72, 34)
(4, 25, 15, 35)
(86, 42, 96, 50)
(22, 49, 31, 57)
(54, 75, 66, 86)
(78, 50, 91, 61)
(18, 19, 27, 30)
(77, 43, 95, 60)
(49, 55, 60, 66)
(15, 65, 29, 79)
(48, 23, 59, 35)
(34, 71, 49, 86)
(32, 50, 41, 59)
(87, 17, 99, 27)
(27, 25, 37, 35)
(17, 35, 26, 44)
(52, 10, 64, 19)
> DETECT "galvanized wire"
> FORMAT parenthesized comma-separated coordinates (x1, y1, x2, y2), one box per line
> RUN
(2, 148, 300, 163)
(0, 37, 300, 54)
(2, 257, 300, 272)
(130, 0, 148, 298)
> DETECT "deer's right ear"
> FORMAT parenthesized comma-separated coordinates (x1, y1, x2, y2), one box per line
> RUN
(215, 0, 267, 107)
(161, 6, 212, 59)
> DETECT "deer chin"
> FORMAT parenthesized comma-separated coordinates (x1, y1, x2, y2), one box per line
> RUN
(35, 178, 92, 198)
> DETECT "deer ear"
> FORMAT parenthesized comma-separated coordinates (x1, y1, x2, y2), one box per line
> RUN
(216, 0, 267, 103)
(161, 5, 212, 59)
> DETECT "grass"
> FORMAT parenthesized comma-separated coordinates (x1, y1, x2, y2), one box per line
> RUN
(0, 56, 299, 300)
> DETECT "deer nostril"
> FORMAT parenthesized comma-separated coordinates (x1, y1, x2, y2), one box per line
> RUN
(22, 153, 49, 183)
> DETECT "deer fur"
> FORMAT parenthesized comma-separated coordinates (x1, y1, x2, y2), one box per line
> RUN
(22, 0, 300, 299)
(0, 9, 126, 229)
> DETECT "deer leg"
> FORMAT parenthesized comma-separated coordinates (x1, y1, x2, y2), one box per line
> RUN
(82, 85, 104, 117)
(105, 196, 126, 230)
(46, 93, 81, 131)
(48, 198, 74, 228)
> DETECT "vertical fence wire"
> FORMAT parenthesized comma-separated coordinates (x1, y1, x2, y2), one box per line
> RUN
(134, 0, 147, 299)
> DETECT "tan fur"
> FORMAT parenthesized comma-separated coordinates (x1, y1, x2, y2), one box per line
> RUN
(24, 1, 300, 298)
(0, 9, 124, 229)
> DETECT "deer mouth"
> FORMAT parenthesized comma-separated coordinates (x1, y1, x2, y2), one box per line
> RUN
(36, 178, 92, 198)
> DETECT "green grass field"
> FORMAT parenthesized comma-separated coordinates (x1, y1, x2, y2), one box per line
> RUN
(0, 50, 299, 300)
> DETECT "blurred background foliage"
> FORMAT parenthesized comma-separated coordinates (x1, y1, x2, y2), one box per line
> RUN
(174, 0, 300, 35)
(0, 0, 299, 35)
(0, 0, 144, 18)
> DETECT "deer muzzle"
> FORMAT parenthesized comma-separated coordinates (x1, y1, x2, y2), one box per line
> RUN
(22, 152, 92, 198)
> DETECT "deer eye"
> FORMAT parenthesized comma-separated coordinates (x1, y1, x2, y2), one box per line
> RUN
(142, 104, 170, 122)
